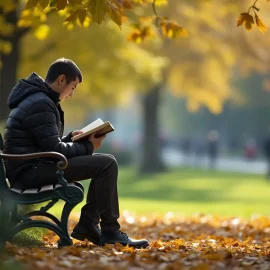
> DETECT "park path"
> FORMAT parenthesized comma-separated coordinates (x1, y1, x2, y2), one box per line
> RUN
(162, 148, 268, 175)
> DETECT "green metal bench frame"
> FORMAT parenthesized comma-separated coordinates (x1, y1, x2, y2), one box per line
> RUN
(0, 134, 84, 248)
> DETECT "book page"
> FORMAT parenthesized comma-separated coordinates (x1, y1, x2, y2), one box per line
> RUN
(81, 118, 104, 133)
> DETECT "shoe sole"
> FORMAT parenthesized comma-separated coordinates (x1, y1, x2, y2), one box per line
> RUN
(99, 241, 150, 249)
(71, 231, 99, 245)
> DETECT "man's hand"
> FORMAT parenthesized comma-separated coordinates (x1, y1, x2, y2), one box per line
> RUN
(88, 133, 106, 150)
(72, 130, 84, 137)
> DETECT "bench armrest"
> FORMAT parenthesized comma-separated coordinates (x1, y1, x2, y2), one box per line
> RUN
(0, 152, 68, 171)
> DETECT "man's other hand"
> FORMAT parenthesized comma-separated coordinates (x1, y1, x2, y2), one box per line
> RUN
(72, 130, 84, 137)
(88, 133, 106, 150)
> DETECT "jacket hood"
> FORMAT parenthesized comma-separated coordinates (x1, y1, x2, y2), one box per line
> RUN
(8, 72, 60, 109)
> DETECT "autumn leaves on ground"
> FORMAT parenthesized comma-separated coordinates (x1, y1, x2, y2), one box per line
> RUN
(1, 212, 270, 270)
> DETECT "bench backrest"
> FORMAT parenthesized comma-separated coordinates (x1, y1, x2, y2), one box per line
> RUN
(0, 134, 9, 192)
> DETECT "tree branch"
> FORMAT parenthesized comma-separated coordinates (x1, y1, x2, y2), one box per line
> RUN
(152, 0, 158, 17)
(17, 26, 31, 38)
(248, 0, 259, 13)
(152, 0, 160, 26)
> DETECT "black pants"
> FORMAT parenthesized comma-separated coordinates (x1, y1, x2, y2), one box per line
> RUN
(18, 154, 120, 232)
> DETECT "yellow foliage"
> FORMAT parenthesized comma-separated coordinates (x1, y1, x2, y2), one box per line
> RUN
(39, 0, 50, 9)
(88, 0, 108, 25)
(237, 13, 254, 31)
(0, 15, 15, 36)
(65, 10, 79, 22)
(240, 1, 268, 33)
(107, 2, 122, 28)
(127, 25, 155, 43)
(122, 0, 133, 9)
(25, 0, 39, 10)
(133, 0, 167, 6)
(154, 0, 168, 6)
(56, 0, 67, 10)
(20, 18, 167, 119)
(78, 9, 87, 25)
(34, 24, 50, 40)
(1, 0, 17, 13)
(1, 0, 269, 117)
(69, 0, 83, 5)
(82, 16, 91, 27)
(17, 18, 32, 27)
(255, 14, 267, 33)
(0, 41, 12, 55)
(160, 20, 188, 39)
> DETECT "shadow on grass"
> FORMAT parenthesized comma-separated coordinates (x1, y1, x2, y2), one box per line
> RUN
(115, 167, 266, 204)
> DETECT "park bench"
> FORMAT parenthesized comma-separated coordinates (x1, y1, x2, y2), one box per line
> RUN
(0, 134, 84, 248)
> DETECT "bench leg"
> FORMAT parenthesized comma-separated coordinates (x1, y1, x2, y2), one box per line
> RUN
(57, 202, 76, 247)
(0, 200, 16, 246)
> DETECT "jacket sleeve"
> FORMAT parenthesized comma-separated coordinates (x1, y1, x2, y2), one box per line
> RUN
(61, 131, 73, 143)
(23, 100, 93, 158)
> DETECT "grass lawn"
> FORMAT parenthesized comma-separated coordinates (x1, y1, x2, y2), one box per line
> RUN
(50, 167, 270, 218)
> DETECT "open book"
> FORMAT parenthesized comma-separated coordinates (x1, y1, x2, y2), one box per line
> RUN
(71, 118, 114, 142)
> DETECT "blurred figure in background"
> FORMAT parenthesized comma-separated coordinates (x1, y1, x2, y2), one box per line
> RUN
(244, 138, 257, 161)
(207, 130, 220, 169)
(194, 136, 206, 167)
(263, 128, 270, 179)
(181, 136, 192, 165)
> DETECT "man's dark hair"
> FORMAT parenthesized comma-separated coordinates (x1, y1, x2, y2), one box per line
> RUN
(45, 58, 83, 84)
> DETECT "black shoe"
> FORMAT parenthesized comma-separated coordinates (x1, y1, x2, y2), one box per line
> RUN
(99, 230, 149, 249)
(71, 223, 101, 245)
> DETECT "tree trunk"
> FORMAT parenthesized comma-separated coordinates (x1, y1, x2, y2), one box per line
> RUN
(139, 83, 167, 174)
(0, 7, 20, 123)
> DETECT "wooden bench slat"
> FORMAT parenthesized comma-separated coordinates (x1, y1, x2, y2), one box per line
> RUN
(22, 188, 39, 194)
(40, 185, 54, 192)
(10, 188, 23, 194)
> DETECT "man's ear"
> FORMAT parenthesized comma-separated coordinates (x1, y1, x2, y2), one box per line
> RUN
(58, 74, 65, 85)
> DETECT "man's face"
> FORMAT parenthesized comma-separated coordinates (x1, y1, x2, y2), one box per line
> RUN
(58, 75, 80, 101)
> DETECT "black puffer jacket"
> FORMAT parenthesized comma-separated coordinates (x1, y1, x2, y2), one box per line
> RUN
(3, 73, 93, 186)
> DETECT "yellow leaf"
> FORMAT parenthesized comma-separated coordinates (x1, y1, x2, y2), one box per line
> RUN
(123, 0, 133, 9)
(237, 13, 254, 31)
(107, 2, 122, 27)
(25, 0, 39, 10)
(34, 24, 50, 40)
(39, 0, 50, 9)
(69, 0, 83, 5)
(65, 10, 79, 22)
(2, 41, 12, 55)
(139, 16, 154, 23)
(88, 0, 107, 25)
(78, 9, 87, 25)
(82, 16, 91, 27)
(2, 1, 17, 13)
(56, 0, 67, 10)
(187, 99, 199, 112)
(153, 0, 167, 6)
(255, 14, 267, 33)
(40, 12, 47, 22)
(17, 18, 32, 27)
(127, 30, 142, 43)
(160, 20, 188, 39)
(65, 22, 75, 30)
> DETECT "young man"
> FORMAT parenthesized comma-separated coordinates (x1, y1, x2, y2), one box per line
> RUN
(3, 58, 149, 248)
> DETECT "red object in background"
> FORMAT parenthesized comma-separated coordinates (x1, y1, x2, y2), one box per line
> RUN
(244, 146, 257, 159)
